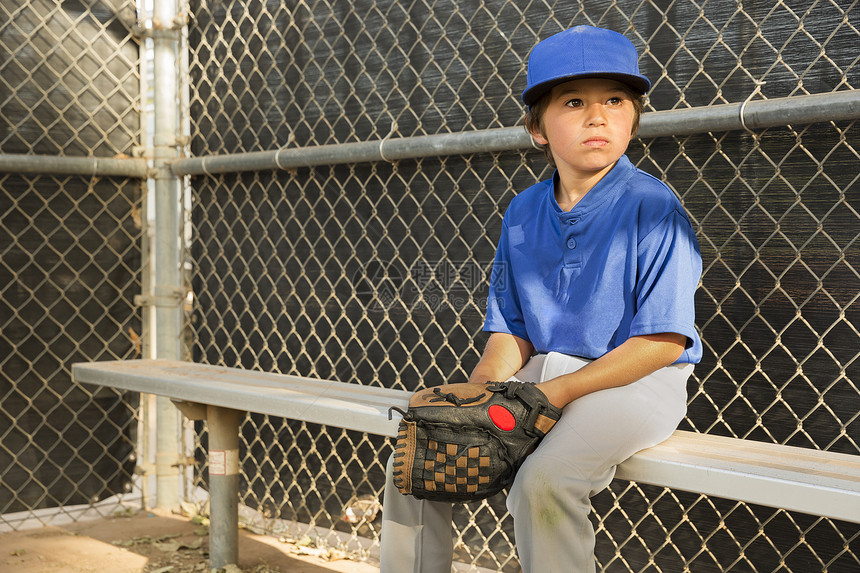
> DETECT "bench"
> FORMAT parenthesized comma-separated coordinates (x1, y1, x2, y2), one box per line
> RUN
(71, 358, 860, 569)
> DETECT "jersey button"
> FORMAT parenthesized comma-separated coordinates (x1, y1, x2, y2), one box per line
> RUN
(566, 238, 577, 249)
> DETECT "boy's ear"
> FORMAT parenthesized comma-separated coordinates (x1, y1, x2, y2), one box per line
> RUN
(528, 125, 549, 146)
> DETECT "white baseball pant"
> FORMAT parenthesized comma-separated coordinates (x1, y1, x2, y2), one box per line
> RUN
(379, 351, 692, 573)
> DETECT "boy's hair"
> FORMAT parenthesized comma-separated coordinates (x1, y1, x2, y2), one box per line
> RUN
(523, 85, 645, 167)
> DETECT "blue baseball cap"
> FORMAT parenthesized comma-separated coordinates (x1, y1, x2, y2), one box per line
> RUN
(522, 26, 651, 106)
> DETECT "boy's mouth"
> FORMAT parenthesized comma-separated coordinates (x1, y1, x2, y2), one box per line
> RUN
(583, 137, 609, 148)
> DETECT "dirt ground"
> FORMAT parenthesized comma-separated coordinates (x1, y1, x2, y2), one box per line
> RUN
(0, 509, 380, 573)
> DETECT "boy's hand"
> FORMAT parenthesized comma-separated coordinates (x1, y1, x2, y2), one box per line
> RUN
(534, 379, 569, 409)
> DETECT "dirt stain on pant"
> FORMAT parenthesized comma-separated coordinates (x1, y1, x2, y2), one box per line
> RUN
(532, 470, 564, 530)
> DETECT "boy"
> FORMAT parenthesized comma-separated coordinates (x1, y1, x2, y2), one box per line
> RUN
(380, 25, 702, 572)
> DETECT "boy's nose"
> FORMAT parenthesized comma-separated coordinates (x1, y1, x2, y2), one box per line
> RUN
(585, 103, 607, 126)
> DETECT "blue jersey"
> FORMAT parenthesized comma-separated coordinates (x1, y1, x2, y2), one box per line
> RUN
(484, 155, 702, 364)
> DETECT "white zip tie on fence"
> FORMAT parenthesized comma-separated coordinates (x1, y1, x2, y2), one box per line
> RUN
(739, 81, 767, 135)
(378, 120, 398, 163)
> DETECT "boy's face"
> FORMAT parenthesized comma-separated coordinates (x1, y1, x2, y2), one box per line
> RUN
(528, 78, 637, 180)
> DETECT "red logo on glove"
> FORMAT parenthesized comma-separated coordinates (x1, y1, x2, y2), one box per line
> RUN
(488, 405, 516, 431)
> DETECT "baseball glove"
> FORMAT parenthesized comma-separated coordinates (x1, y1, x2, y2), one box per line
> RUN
(389, 380, 562, 503)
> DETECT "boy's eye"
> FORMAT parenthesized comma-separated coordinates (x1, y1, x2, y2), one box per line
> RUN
(565, 98, 583, 108)
(607, 97, 623, 105)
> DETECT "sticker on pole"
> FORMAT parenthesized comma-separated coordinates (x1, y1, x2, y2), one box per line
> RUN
(209, 449, 239, 476)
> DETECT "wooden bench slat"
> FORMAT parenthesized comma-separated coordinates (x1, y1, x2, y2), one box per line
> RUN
(616, 431, 860, 523)
(72, 359, 410, 436)
(72, 359, 860, 524)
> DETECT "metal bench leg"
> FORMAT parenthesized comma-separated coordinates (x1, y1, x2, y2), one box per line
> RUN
(206, 405, 244, 568)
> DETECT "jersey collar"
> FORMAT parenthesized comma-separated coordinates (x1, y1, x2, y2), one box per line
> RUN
(550, 155, 637, 218)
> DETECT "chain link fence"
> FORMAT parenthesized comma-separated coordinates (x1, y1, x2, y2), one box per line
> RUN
(2, 0, 859, 571)
(0, 0, 143, 527)
(188, 0, 859, 571)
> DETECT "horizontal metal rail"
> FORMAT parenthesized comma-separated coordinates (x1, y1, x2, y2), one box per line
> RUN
(0, 154, 148, 178)
(639, 89, 860, 137)
(172, 90, 860, 176)
(2, 90, 857, 179)
(174, 127, 533, 176)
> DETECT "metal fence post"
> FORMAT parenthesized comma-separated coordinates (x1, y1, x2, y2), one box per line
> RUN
(152, 0, 184, 511)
